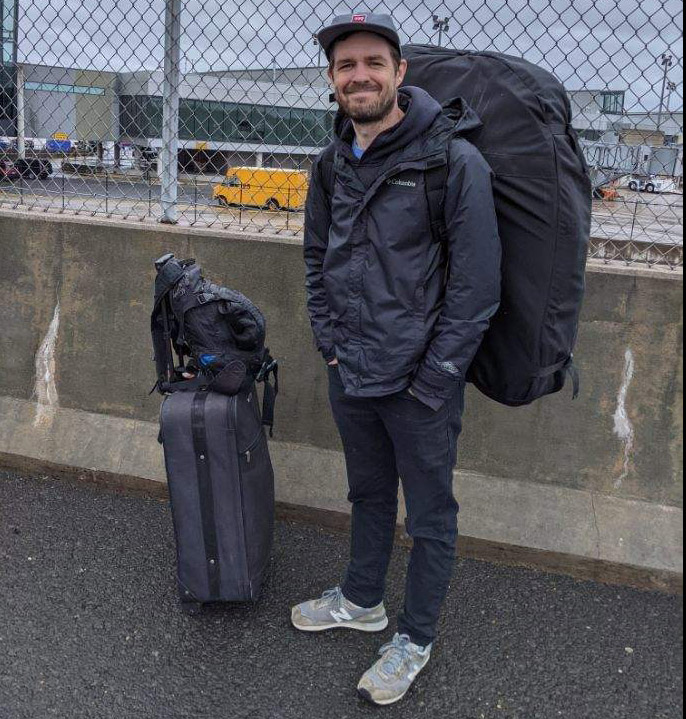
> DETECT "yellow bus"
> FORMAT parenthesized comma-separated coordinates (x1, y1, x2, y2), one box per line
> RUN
(213, 166, 309, 211)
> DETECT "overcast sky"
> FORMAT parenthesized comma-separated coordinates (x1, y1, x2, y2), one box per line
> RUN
(18, 0, 683, 114)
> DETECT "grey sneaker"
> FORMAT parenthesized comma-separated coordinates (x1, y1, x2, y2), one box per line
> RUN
(291, 586, 388, 633)
(357, 633, 432, 706)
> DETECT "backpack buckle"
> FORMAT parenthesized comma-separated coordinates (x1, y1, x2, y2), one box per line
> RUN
(256, 358, 278, 382)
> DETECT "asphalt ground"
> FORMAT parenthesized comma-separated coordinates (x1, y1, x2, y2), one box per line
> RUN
(0, 470, 682, 719)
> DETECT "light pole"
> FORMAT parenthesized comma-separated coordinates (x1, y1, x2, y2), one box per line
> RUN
(656, 52, 673, 143)
(432, 15, 450, 47)
(666, 81, 677, 112)
(313, 33, 322, 67)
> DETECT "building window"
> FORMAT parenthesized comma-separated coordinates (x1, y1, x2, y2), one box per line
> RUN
(120, 95, 335, 147)
(1, 0, 17, 65)
(25, 82, 106, 96)
(601, 91, 625, 115)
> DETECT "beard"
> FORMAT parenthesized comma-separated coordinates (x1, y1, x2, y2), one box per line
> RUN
(336, 82, 397, 125)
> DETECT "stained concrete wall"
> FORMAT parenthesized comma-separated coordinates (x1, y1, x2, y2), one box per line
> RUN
(0, 211, 682, 586)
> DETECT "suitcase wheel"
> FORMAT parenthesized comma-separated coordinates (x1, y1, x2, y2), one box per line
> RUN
(179, 598, 204, 615)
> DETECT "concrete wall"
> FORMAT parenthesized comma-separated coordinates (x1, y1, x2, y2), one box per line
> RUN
(0, 212, 682, 588)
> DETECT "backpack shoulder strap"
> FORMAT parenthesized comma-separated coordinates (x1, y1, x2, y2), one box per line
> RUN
(424, 146, 450, 245)
(318, 144, 338, 198)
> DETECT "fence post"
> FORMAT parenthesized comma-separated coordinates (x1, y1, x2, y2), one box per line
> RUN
(147, 165, 152, 217)
(629, 199, 639, 242)
(160, 0, 182, 225)
(16, 64, 26, 160)
(286, 186, 291, 231)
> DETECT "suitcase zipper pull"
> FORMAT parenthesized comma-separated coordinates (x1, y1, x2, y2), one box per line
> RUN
(246, 450, 251, 464)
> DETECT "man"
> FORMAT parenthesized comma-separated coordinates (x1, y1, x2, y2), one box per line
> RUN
(295, 12, 501, 706)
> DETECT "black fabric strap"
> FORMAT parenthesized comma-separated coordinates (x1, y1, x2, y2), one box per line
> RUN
(319, 146, 338, 198)
(424, 163, 449, 244)
(568, 361, 580, 400)
(536, 358, 570, 378)
(257, 355, 279, 437)
(536, 356, 580, 400)
(190, 392, 221, 600)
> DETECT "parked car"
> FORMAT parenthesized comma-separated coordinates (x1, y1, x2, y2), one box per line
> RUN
(627, 176, 671, 193)
(0, 160, 20, 181)
(14, 158, 53, 180)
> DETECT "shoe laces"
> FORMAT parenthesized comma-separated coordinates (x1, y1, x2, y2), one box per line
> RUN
(378, 633, 413, 676)
(315, 586, 343, 610)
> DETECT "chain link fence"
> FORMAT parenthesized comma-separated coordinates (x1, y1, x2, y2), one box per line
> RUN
(0, 0, 682, 267)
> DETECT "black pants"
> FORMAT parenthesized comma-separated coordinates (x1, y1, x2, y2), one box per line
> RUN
(328, 366, 464, 647)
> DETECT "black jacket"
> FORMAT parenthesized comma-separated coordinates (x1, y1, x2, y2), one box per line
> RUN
(304, 86, 501, 410)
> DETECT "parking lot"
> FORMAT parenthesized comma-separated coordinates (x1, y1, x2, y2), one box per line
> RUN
(0, 169, 682, 248)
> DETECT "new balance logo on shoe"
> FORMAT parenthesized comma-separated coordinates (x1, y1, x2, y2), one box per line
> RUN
(330, 607, 353, 623)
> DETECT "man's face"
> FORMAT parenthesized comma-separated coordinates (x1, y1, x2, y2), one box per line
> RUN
(328, 32, 408, 125)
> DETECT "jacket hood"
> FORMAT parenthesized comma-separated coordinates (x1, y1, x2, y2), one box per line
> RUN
(334, 86, 443, 161)
(440, 95, 484, 135)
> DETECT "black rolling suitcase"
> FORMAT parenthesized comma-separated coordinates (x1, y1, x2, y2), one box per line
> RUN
(160, 387, 274, 605)
(151, 254, 279, 608)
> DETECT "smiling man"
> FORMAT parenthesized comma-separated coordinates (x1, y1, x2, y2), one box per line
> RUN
(296, 12, 501, 706)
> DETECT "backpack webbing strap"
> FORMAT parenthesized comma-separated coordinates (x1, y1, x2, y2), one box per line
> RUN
(536, 356, 580, 399)
(319, 146, 338, 198)
(191, 391, 221, 600)
(425, 162, 449, 245)
(256, 351, 279, 437)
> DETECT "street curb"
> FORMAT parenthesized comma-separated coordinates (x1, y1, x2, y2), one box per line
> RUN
(0, 451, 682, 595)
(0, 396, 682, 596)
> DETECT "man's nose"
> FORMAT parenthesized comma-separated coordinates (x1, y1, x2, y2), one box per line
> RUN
(349, 63, 373, 84)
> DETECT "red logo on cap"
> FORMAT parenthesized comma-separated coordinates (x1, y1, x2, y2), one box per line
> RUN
(352, 14, 367, 22)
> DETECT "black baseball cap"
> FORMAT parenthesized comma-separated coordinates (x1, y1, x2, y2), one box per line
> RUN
(317, 12, 402, 60)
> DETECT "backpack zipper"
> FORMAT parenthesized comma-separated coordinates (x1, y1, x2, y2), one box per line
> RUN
(231, 394, 252, 599)
(243, 429, 265, 464)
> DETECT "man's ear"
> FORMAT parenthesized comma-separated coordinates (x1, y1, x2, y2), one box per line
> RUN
(396, 58, 408, 87)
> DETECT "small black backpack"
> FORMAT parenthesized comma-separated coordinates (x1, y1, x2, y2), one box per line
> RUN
(151, 253, 279, 433)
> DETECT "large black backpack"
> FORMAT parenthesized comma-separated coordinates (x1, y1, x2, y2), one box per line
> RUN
(404, 45, 592, 406)
(322, 46, 592, 406)
(151, 254, 279, 433)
